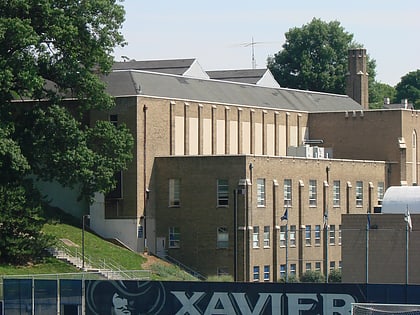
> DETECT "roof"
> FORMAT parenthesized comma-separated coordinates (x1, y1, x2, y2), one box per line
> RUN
(112, 58, 209, 79)
(382, 186, 420, 214)
(206, 68, 280, 88)
(103, 70, 363, 113)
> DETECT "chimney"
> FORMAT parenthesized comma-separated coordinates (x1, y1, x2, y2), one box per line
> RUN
(346, 48, 369, 109)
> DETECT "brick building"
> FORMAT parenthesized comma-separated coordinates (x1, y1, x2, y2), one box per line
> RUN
(86, 49, 420, 281)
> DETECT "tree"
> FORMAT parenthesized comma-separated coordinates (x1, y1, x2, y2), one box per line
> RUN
(268, 18, 376, 95)
(369, 81, 397, 109)
(328, 269, 342, 283)
(395, 70, 420, 108)
(0, 0, 133, 264)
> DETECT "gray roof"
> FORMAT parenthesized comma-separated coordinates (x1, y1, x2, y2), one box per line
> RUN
(112, 58, 197, 76)
(103, 70, 363, 113)
(206, 69, 268, 84)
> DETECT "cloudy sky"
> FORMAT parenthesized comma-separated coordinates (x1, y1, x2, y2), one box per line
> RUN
(113, 0, 420, 86)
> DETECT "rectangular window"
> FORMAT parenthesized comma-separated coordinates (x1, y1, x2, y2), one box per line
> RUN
(305, 225, 311, 246)
(315, 262, 321, 271)
(217, 227, 229, 248)
(333, 180, 340, 207)
(280, 226, 286, 247)
(315, 225, 321, 246)
(284, 179, 292, 206)
(253, 266, 260, 282)
(306, 262, 312, 271)
(377, 182, 384, 204)
(169, 227, 180, 248)
(257, 178, 266, 207)
(330, 261, 336, 271)
(109, 114, 118, 127)
(263, 226, 270, 247)
(169, 179, 180, 207)
(338, 225, 342, 245)
(356, 181, 363, 207)
(280, 264, 286, 279)
(289, 225, 296, 247)
(253, 226, 260, 248)
(290, 263, 296, 276)
(217, 179, 229, 207)
(263, 265, 270, 282)
(339, 261, 342, 270)
(309, 180, 317, 206)
(329, 224, 336, 245)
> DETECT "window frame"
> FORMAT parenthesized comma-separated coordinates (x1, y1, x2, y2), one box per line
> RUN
(315, 225, 321, 246)
(280, 226, 286, 247)
(333, 180, 341, 207)
(253, 266, 260, 282)
(257, 178, 266, 207)
(263, 265, 270, 282)
(252, 226, 260, 248)
(356, 181, 363, 207)
(329, 224, 336, 245)
(289, 225, 296, 247)
(263, 226, 270, 248)
(305, 225, 311, 246)
(284, 179, 292, 206)
(169, 178, 181, 207)
(217, 179, 229, 207)
(169, 227, 180, 248)
(309, 180, 317, 207)
(217, 226, 229, 249)
(377, 181, 384, 205)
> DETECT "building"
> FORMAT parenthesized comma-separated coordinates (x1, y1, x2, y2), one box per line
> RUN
(85, 48, 420, 282)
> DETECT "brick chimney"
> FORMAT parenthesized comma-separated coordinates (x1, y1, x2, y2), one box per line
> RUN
(346, 48, 369, 109)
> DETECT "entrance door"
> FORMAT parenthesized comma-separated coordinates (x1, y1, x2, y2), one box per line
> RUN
(156, 237, 166, 257)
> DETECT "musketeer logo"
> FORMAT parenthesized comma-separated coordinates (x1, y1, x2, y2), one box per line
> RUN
(171, 291, 355, 315)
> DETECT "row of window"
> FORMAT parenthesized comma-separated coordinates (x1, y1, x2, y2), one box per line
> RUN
(168, 225, 342, 249)
(252, 261, 342, 282)
(168, 179, 385, 208)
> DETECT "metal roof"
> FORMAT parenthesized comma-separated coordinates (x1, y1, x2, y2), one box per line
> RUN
(382, 186, 420, 214)
(112, 58, 197, 76)
(206, 69, 268, 84)
(103, 70, 363, 113)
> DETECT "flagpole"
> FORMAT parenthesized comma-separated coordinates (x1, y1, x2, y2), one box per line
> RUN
(286, 220, 288, 283)
(366, 214, 369, 284)
(406, 212, 409, 285)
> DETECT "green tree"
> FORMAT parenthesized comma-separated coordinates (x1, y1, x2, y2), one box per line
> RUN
(0, 0, 133, 264)
(369, 81, 397, 109)
(268, 18, 376, 96)
(395, 70, 420, 108)
(300, 270, 325, 283)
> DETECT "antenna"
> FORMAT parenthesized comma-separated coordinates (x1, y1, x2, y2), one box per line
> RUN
(236, 38, 280, 69)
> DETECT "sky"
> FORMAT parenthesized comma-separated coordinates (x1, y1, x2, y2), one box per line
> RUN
(113, 0, 420, 87)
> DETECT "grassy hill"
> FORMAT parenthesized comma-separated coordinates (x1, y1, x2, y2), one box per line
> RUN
(0, 220, 197, 282)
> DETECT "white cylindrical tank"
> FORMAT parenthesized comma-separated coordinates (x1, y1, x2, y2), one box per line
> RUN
(381, 186, 420, 214)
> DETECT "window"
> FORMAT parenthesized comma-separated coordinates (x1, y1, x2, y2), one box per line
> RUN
(109, 114, 118, 127)
(333, 180, 340, 207)
(306, 263, 312, 271)
(169, 227, 180, 248)
(289, 225, 296, 247)
(263, 265, 270, 282)
(377, 182, 384, 204)
(330, 261, 336, 271)
(217, 179, 229, 207)
(280, 264, 286, 279)
(263, 226, 270, 247)
(253, 226, 260, 248)
(315, 225, 321, 246)
(309, 180, 317, 206)
(253, 266, 260, 282)
(356, 181, 363, 207)
(329, 224, 336, 245)
(169, 179, 180, 207)
(290, 264, 296, 276)
(280, 226, 286, 247)
(315, 262, 321, 271)
(305, 225, 311, 246)
(257, 178, 266, 207)
(284, 179, 292, 206)
(338, 225, 342, 245)
(217, 227, 229, 248)
(339, 261, 342, 270)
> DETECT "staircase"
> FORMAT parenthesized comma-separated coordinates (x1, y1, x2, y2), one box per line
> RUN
(48, 246, 150, 280)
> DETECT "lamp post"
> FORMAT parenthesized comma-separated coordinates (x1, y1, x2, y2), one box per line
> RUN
(82, 214, 90, 270)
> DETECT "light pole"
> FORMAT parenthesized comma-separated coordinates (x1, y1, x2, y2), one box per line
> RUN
(82, 214, 90, 270)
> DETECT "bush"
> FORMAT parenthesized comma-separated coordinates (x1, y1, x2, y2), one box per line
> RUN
(300, 270, 325, 283)
(328, 269, 342, 283)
